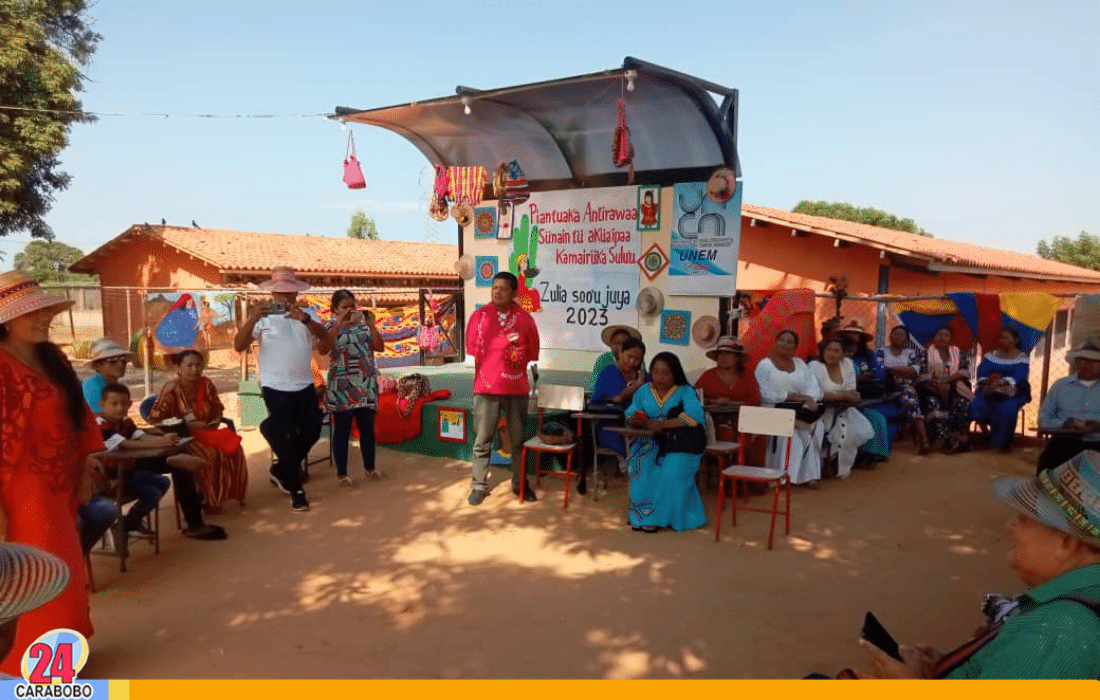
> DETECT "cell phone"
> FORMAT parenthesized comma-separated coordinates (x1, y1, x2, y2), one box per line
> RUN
(268, 300, 289, 315)
(861, 611, 902, 661)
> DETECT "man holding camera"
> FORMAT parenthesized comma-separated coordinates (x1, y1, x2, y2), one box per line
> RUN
(234, 267, 331, 511)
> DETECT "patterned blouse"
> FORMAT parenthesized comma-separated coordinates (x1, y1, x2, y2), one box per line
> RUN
(323, 319, 379, 413)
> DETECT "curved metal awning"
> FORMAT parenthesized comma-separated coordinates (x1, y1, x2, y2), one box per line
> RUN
(331, 57, 739, 192)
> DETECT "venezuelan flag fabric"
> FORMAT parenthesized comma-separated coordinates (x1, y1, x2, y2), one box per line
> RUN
(891, 293, 1058, 353)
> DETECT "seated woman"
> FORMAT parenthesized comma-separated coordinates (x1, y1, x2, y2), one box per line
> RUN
(694, 335, 766, 466)
(920, 326, 973, 454)
(624, 352, 708, 533)
(838, 321, 891, 465)
(809, 338, 875, 479)
(755, 330, 825, 488)
(148, 350, 248, 513)
(591, 338, 647, 467)
(588, 325, 641, 393)
(969, 328, 1031, 452)
(876, 325, 931, 454)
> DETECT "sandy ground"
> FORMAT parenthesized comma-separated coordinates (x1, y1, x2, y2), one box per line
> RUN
(77, 426, 1037, 680)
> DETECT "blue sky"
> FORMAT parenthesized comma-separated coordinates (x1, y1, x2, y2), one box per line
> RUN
(2, 0, 1098, 263)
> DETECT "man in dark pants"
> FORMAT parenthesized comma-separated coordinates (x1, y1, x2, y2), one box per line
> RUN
(234, 267, 331, 511)
(1036, 340, 1100, 475)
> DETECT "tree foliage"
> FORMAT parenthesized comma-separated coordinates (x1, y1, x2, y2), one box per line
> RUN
(792, 200, 932, 236)
(1036, 231, 1100, 271)
(347, 210, 380, 240)
(0, 1, 100, 239)
(14, 239, 94, 283)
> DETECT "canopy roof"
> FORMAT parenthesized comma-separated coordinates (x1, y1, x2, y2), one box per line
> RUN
(332, 58, 738, 192)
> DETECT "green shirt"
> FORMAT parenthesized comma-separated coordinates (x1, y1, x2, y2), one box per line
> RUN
(946, 564, 1100, 679)
(588, 351, 615, 393)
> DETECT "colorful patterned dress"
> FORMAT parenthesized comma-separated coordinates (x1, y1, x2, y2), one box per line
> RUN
(0, 349, 104, 675)
(322, 319, 380, 414)
(148, 377, 248, 511)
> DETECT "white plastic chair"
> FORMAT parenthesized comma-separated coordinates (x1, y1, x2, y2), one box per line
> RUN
(715, 406, 796, 549)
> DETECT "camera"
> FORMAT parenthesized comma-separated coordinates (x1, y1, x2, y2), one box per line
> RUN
(268, 300, 289, 315)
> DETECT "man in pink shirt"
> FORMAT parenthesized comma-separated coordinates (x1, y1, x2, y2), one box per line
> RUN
(466, 272, 541, 505)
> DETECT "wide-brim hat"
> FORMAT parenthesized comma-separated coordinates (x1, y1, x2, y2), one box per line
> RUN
(706, 335, 749, 360)
(600, 324, 642, 348)
(452, 202, 474, 227)
(455, 255, 475, 281)
(637, 287, 665, 319)
(0, 543, 71, 624)
(1067, 340, 1100, 363)
(0, 270, 74, 326)
(86, 337, 132, 364)
(839, 320, 873, 341)
(993, 451, 1100, 547)
(258, 266, 311, 293)
(692, 315, 721, 348)
(706, 168, 738, 204)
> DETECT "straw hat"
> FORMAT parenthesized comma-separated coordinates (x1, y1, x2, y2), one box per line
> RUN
(993, 450, 1100, 547)
(86, 337, 132, 364)
(1067, 340, 1100, 363)
(454, 255, 475, 281)
(637, 287, 665, 319)
(452, 202, 474, 227)
(692, 315, 721, 348)
(839, 319, 873, 342)
(0, 543, 71, 624)
(705, 335, 748, 361)
(600, 324, 642, 348)
(257, 266, 311, 293)
(0, 270, 74, 325)
(706, 168, 738, 203)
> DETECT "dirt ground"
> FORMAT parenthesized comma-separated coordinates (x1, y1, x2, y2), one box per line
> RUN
(76, 422, 1036, 679)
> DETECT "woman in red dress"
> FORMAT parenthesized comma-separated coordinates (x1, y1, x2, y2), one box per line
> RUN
(693, 335, 766, 466)
(0, 271, 105, 675)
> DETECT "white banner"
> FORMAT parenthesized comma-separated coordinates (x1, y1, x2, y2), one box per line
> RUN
(669, 181, 741, 295)
(509, 186, 641, 351)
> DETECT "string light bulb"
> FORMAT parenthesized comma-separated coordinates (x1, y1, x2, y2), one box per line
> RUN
(461, 97, 471, 115)
(625, 70, 637, 92)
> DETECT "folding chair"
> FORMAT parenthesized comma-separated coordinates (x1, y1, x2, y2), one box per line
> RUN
(520, 385, 586, 508)
(714, 406, 796, 550)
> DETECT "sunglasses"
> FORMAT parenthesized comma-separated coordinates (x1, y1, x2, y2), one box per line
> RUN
(104, 357, 128, 365)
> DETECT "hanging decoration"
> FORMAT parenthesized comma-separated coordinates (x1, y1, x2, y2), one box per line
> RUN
(429, 164, 450, 221)
(612, 96, 635, 183)
(502, 160, 530, 205)
(342, 130, 366, 189)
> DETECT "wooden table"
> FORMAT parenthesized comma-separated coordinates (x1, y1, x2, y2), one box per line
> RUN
(703, 404, 741, 415)
(605, 426, 657, 439)
(93, 446, 181, 571)
(571, 411, 625, 502)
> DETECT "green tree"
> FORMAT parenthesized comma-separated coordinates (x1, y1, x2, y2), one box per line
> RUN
(792, 200, 932, 236)
(14, 239, 94, 283)
(1036, 231, 1100, 271)
(347, 210, 380, 240)
(1, 1, 101, 239)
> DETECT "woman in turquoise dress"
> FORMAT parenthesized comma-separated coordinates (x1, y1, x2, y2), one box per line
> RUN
(624, 352, 707, 533)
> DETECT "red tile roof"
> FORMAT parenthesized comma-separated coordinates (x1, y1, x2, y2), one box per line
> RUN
(71, 225, 459, 279)
(742, 204, 1100, 283)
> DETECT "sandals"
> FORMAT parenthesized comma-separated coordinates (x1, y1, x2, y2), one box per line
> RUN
(338, 475, 355, 487)
(183, 524, 227, 541)
(631, 525, 660, 533)
(365, 470, 386, 480)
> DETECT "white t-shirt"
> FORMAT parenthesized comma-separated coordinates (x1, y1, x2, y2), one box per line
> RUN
(253, 314, 315, 392)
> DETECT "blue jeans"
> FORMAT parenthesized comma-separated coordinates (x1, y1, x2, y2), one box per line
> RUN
(78, 496, 120, 553)
(332, 407, 376, 477)
(122, 470, 171, 529)
(260, 384, 322, 494)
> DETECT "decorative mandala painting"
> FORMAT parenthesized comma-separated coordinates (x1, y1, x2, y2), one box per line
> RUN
(637, 242, 669, 281)
(473, 206, 497, 238)
(474, 256, 498, 287)
(659, 309, 691, 346)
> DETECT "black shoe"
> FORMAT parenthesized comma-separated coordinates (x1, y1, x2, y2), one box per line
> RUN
(269, 467, 290, 494)
(126, 522, 155, 538)
(513, 484, 538, 502)
(183, 524, 227, 540)
(468, 490, 486, 506)
(291, 490, 310, 512)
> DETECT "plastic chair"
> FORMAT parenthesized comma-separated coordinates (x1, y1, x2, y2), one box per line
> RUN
(520, 385, 586, 508)
(715, 406, 796, 550)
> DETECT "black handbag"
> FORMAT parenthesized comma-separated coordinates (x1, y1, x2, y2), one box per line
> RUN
(776, 400, 826, 425)
(656, 402, 707, 455)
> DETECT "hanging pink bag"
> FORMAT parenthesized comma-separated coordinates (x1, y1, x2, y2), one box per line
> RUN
(343, 131, 366, 189)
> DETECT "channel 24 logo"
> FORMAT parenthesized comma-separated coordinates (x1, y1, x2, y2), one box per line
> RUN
(12, 629, 93, 698)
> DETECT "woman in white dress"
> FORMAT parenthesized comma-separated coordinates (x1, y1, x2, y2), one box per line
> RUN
(810, 338, 875, 479)
(754, 330, 825, 487)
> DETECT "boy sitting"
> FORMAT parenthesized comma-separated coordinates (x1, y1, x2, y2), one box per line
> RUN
(94, 382, 226, 541)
